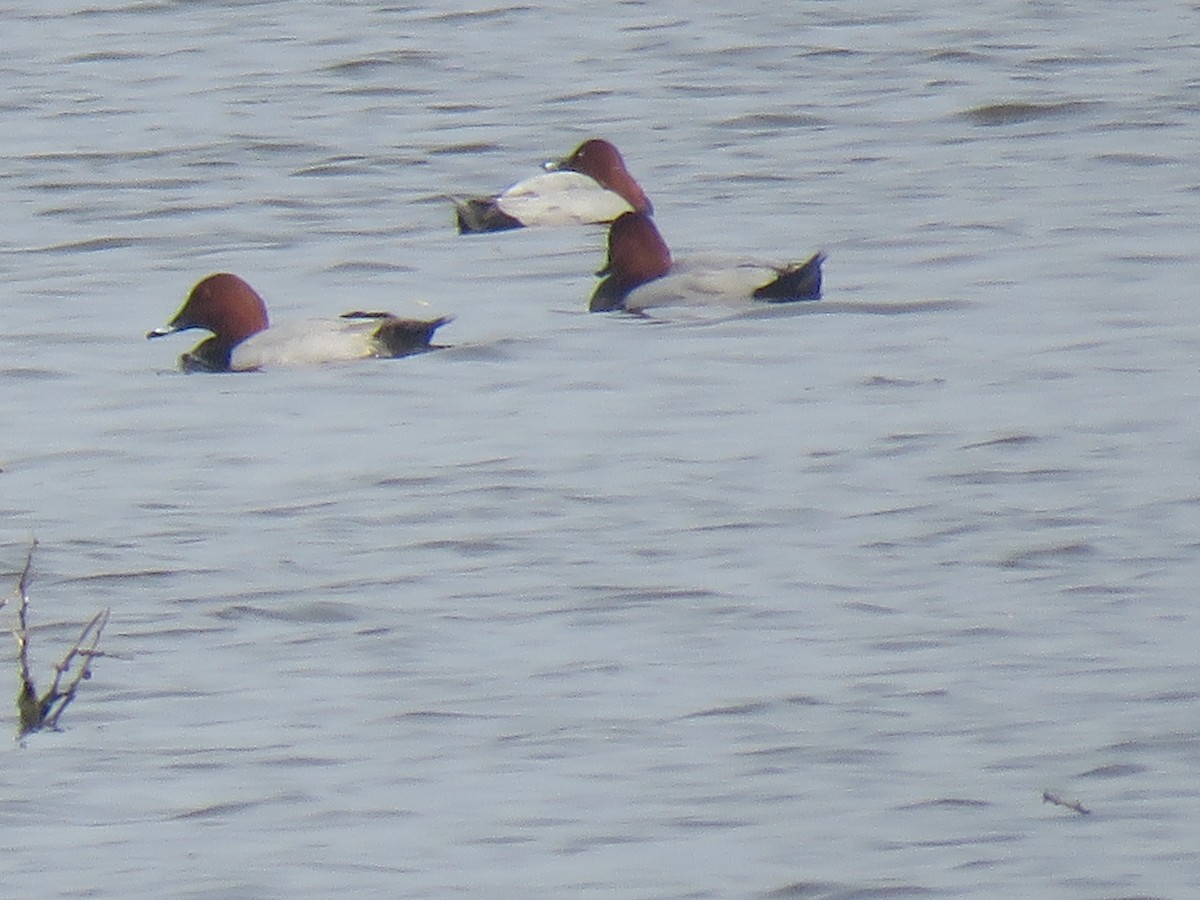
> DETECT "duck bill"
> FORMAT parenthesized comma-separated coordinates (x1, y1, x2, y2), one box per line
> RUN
(146, 323, 179, 340)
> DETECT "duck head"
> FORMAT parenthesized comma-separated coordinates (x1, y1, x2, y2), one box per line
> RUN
(589, 211, 672, 312)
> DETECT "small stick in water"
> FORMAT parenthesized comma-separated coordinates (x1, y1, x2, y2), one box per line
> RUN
(1042, 790, 1091, 816)
(9, 540, 110, 736)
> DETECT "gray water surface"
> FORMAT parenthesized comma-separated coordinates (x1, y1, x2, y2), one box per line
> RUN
(2, 2, 1199, 898)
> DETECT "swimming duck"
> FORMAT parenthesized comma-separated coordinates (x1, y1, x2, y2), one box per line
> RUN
(147, 273, 450, 372)
(455, 139, 652, 234)
(590, 212, 825, 313)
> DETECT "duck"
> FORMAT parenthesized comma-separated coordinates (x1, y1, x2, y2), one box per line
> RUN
(455, 138, 652, 234)
(147, 273, 450, 372)
(590, 212, 825, 313)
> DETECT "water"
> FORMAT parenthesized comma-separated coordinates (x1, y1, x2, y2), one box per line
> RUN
(2, 1, 1199, 897)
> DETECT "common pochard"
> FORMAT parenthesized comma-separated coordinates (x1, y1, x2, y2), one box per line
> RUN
(590, 212, 825, 313)
(455, 139, 652, 234)
(148, 273, 450, 372)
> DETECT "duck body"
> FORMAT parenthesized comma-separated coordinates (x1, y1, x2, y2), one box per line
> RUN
(590, 212, 825, 313)
(148, 274, 449, 373)
(456, 139, 651, 234)
(174, 312, 450, 373)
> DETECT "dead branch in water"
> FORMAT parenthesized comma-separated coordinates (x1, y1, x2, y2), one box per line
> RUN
(1042, 790, 1091, 816)
(10, 540, 110, 736)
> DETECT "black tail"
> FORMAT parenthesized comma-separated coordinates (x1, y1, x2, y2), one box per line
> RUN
(454, 198, 523, 234)
(372, 316, 453, 357)
(753, 252, 825, 302)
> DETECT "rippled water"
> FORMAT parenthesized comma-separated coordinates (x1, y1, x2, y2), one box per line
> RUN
(3, 2, 1200, 897)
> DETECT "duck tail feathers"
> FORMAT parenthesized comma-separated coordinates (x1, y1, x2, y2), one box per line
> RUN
(753, 252, 825, 302)
(374, 316, 453, 357)
(455, 198, 523, 234)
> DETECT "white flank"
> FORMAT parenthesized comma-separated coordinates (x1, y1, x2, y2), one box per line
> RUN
(496, 171, 633, 226)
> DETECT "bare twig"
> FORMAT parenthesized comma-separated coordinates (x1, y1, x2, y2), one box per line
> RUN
(10, 540, 109, 736)
(14, 541, 38, 732)
(1042, 790, 1091, 816)
(39, 607, 109, 731)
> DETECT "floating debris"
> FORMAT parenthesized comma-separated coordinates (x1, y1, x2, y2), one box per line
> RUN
(1042, 790, 1091, 816)
(5, 540, 109, 736)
